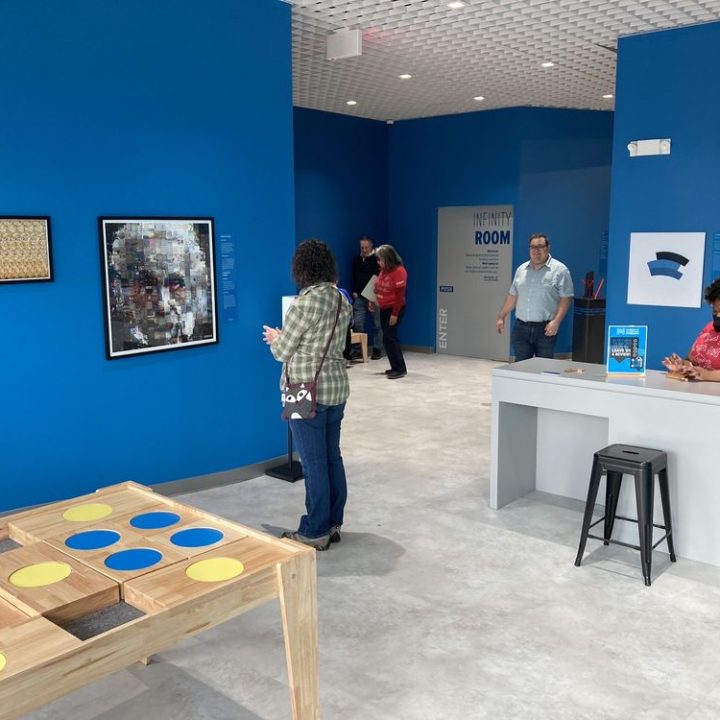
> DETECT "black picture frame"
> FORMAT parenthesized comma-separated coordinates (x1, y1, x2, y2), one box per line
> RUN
(0, 216, 53, 284)
(99, 217, 218, 359)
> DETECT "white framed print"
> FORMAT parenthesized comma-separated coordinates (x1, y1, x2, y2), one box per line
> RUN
(627, 232, 706, 308)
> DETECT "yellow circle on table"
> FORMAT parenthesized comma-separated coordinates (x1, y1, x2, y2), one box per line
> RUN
(10, 561, 72, 588)
(62, 503, 113, 522)
(186, 557, 244, 583)
(0, 652, 6, 673)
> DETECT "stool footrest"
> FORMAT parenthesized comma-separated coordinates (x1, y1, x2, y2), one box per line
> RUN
(613, 514, 668, 531)
(591, 514, 668, 531)
(587, 533, 641, 551)
(585, 532, 672, 552)
(651, 533, 672, 550)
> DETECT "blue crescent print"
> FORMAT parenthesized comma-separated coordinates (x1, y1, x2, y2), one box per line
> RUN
(647, 258, 683, 279)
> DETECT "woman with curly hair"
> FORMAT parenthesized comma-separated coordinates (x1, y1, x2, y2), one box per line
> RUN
(662, 277, 720, 381)
(263, 239, 352, 550)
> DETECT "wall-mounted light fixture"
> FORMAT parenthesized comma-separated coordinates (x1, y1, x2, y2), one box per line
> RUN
(627, 138, 672, 157)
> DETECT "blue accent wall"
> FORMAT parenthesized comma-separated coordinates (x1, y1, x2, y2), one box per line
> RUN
(294, 108, 388, 291)
(0, 0, 295, 510)
(388, 108, 613, 350)
(608, 21, 720, 369)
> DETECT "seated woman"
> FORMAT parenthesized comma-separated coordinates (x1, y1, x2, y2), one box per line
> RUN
(662, 277, 720, 381)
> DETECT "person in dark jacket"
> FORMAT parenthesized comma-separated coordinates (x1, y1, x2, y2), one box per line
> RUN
(351, 236, 383, 359)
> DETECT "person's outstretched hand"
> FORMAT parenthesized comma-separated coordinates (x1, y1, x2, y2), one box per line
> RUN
(262, 325, 281, 345)
(661, 353, 689, 373)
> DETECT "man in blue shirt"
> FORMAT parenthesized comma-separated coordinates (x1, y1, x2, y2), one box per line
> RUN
(496, 233, 574, 361)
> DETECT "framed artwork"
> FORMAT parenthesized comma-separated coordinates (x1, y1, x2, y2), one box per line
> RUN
(627, 232, 706, 308)
(99, 217, 218, 359)
(0, 216, 53, 283)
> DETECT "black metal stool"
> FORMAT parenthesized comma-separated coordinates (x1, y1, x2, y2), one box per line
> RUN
(574, 444, 676, 586)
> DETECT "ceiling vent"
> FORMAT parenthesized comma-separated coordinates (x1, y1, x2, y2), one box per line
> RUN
(326, 28, 362, 61)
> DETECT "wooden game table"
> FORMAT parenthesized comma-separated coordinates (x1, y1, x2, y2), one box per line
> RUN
(0, 482, 318, 719)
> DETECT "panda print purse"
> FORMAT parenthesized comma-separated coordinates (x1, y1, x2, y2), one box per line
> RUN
(281, 293, 342, 421)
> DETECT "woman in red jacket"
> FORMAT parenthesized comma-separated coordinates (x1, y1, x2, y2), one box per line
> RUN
(372, 245, 408, 379)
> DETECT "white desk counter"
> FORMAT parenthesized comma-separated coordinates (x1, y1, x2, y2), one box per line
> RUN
(490, 357, 720, 567)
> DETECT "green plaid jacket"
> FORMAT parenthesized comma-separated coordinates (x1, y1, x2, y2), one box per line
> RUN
(271, 283, 352, 406)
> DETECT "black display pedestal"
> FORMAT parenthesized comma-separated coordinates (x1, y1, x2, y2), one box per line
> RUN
(572, 298, 606, 364)
(265, 426, 304, 483)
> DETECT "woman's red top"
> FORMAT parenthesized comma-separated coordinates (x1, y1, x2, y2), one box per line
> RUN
(375, 266, 407, 316)
(689, 322, 720, 369)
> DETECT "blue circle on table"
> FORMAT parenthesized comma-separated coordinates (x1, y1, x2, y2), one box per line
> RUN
(170, 527, 225, 548)
(65, 529, 121, 551)
(104, 547, 163, 571)
(129, 511, 181, 530)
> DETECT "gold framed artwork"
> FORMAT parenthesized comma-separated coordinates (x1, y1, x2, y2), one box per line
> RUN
(0, 216, 53, 283)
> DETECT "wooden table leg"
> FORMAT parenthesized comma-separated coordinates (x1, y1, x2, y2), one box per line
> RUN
(277, 551, 319, 720)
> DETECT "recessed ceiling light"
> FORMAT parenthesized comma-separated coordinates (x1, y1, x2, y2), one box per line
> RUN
(447, 1, 466, 9)
(540, 61, 555, 68)
(473, 96, 485, 101)
(602, 93, 614, 99)
(346, 100, 357, 106)
(399, 74, 412, 80)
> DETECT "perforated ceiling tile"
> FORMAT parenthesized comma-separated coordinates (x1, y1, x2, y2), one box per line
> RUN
(283, 0, 720, 120)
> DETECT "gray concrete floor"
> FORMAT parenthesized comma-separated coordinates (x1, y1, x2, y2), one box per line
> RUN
(26, 353, 720, 719)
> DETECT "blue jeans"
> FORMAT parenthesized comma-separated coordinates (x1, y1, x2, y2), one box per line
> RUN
(511, 320, 556, 361)
(289, 402, 347, 539)
(353, 297, 383, 350)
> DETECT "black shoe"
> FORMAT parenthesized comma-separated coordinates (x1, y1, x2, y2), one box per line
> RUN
(384, 369, 393, 375)
(371, 349, 382, 360)
(329, 525, 342, 543)
(387, 370, 407, 379)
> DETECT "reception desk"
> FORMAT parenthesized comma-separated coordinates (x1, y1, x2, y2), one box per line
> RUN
(490, 357, 720, 567)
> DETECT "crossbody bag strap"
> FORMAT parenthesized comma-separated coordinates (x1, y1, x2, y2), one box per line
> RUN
(312, 290, 343, 383)
(284, 290, 343, 386)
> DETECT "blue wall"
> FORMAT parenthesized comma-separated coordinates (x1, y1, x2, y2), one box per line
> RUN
(0, 0, 295, 511)
(608, 21, 720, 369)
(294, 108, 388, 291)
(388, 108, 613, 350)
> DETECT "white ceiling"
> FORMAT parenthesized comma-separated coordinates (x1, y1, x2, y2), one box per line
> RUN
(286, 0, 720, 121)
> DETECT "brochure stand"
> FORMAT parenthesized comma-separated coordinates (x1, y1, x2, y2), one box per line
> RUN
(606, 324, 648, 377)
(265, 426, 304, 483)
